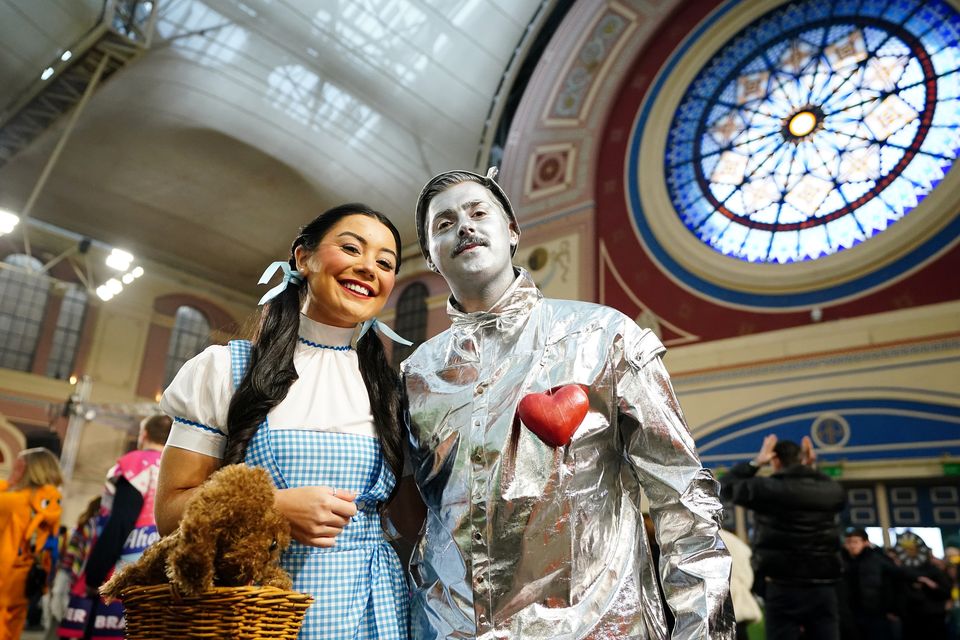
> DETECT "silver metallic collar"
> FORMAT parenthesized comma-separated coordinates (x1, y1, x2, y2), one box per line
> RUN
(446, 268, 542, 337)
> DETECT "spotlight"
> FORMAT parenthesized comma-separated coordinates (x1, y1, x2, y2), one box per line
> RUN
(105, 248, 133, 271)
(41, 67, 54, 80)
(0, 209, 19, 235)
(105, 278, 123, 295)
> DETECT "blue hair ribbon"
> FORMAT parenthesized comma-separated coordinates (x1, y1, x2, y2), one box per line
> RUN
(358, 318, 413, 346)
(258, 261, 304, 305)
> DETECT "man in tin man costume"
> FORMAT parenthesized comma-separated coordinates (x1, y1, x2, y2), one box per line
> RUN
(401, 168, 734, 639)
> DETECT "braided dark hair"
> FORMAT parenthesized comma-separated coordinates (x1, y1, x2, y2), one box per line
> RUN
(223, 204, 404, 478)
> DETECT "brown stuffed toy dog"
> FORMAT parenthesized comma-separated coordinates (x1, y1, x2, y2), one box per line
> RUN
(101, 464, 292, 598)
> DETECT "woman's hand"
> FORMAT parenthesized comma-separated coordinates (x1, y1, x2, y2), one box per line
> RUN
(274, 486, 358, 548)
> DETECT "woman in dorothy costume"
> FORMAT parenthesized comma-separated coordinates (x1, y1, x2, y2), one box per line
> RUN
(155, 204, 413, 639)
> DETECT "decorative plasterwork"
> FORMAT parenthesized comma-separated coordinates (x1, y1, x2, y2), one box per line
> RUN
(543, 1, 639, 127)
(523, 142, 577, 199)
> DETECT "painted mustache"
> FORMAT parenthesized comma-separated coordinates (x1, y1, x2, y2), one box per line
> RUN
(452, 235, 489, 257)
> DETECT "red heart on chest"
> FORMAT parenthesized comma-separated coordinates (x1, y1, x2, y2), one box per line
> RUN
(517, 384, 589, 448)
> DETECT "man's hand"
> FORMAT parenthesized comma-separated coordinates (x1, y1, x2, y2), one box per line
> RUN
(916, 576, 939, 590)
(753, 434, 778, 467)
(801, 436, 817, 466)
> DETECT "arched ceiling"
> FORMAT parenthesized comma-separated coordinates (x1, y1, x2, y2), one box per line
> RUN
(0, 0, 550, 293)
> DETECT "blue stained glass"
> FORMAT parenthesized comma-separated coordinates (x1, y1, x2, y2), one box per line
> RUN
(833, 0, 862, 17)
(706, 103, 730, 125)
(766, 231, 792, 263)
(780, 6, 807, 32)
(698, 212, 730, 241)
(907, 12, 939, 35)
(892, 121, 925, 151)
(932, 98, 960, 124)
(934, 23, 960, 47)
(826, 24, 853, 44)
(797, 226, 829, 259)
(745, 229, 775, 262)
(886, 179, 920, 210)
(747, 139, 783, 168)
(820, 189, 848, 214)
(715, 223, 749, 255)
(666, 144, 694, 166)
(747, 204, 779, 224)
(828, 211, 863, 248)
(839, 180, 873, 203)
(857, 2, 885, 20)
(874, 146, 901, 174)
(931, 49, 960, 76)
(755, 18, 780, 43)
(863, 27, 891, 53)
(886, 1, 915, 23)
(897, 85, 927, 113)
(710, 183, 737, 203)
(743, 57, 768, 75)
(681, 199, 713, 228)
(903, 154, 946, 189)
(765, 40, 790, 61)
(797, 28, 825, 51)
(925, 125, 960, 157)
(668, 119, 698, 144)
(702, 134, 723, 156)
(700, 152, 721, 177)
(664, 0, 960, 263)
(677, 99, 706, 122)
(806, 2, 833, 22)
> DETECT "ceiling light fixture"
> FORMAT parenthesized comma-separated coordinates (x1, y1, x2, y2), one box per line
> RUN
(0, 209, 20, 235)
(95, 249, 144, 300)
(105, 248, 133, 271)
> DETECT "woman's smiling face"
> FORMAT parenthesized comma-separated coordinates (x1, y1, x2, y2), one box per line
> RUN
(295, 213, 399, 327)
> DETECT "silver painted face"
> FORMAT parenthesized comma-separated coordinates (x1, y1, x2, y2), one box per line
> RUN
(425, 181, 518, 286)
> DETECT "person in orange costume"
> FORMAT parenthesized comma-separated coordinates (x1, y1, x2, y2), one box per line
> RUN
(0, 447, 63, 640)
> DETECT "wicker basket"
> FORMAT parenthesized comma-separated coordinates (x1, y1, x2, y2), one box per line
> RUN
(119, 584, 313, 639)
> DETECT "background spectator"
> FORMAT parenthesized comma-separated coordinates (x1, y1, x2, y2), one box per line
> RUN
(721, 435, 845, 640)
(0, 448, 63, 640)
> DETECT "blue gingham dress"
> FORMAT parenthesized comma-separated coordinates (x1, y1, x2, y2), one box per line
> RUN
(229, 339, 410, 640)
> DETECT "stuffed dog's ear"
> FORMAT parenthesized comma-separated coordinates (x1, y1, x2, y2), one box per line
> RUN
(167, 523, 218, 595)
(101, 536, 176, 600)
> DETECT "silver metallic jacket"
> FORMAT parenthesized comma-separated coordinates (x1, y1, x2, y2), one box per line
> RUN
(401, 270, 734, 639)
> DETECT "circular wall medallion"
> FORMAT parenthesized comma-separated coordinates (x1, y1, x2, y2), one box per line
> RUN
(811, 412, 850, 449)
(627, 0, 960, 306)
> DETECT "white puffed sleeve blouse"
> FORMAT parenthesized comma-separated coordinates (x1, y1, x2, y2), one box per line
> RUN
(160, 314, 376, 458)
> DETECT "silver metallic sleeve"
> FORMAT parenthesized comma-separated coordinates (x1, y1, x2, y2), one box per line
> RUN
(616, 327, 735, 639)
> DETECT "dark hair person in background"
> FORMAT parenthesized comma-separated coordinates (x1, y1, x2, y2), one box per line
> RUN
(722, 435, 846, 640)
(156, 204, 411, 639)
